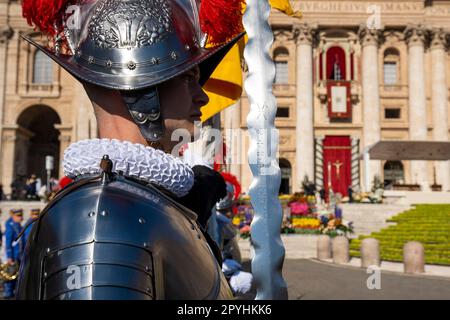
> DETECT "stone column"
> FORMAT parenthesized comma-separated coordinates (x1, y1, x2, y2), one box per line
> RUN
(74, 81, 93, 141)
(223, 101, 242, 180)
(0, 26, 14, 183)
(358, 26, 382, 191)
(430, 29, 450, 191)
(1, 127, 18, 196)
(55, 125, 73, 178)
(293, 23, 317, 191)
(405, 25, 429, 191)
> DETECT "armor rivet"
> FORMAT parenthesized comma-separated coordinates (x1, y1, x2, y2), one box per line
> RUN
(151, 57, 159, 65)
(88, 56, 94, 64)
(88, 211, 95, 217)
(145, 266, 150, 272)
(44, 272, 48, 278)
(139, 218, 146, 224)
(127, 61, 137, 70)
(100, 211, 107, 216)
(46, 248, 50, 253)
(170, 51, 178, 60)
(76, 50, 82, 58)
(106, 60, 112, 68)
(143, 242, 148, 248)
(184, 44, 190, 51)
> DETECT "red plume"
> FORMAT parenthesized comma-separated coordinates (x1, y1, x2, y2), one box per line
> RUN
(22, 0, 76, 36)
(221, 172, 242, 201)
(199, 0, 245, 45)
(59, 176, 73, 189)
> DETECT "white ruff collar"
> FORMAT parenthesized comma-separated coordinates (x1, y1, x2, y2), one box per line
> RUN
(63, 139, 194, 197)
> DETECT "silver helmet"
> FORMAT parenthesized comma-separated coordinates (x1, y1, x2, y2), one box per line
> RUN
(21, 0, 244, 141)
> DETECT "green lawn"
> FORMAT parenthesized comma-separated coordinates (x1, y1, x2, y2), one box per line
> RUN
(350, 204, 450, 266)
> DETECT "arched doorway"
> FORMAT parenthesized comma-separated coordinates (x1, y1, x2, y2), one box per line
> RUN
(384, 161, 404, 187)
(15, 105, 61, 187)
(279, 158, 292, 195)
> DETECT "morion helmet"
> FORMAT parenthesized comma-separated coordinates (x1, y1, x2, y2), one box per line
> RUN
(21, 0, 244, 141)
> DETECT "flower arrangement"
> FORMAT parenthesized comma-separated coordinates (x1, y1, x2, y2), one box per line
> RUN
(234, 193, 354, 239)
(289, 202, 309, 216)
(239, 225, 251, 239)
(291, 217, 321, 229)
(319, 213, 354, 237)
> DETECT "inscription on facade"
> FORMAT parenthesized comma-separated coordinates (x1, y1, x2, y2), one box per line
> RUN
(297, 1, 424, 13)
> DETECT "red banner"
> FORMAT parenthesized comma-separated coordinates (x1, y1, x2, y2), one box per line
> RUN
(323, 136, 352, 197)
(327, 81, 352, 119)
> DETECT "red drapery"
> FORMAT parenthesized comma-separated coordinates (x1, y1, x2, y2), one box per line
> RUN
(326, 46, 346, 80)
(323, 136, 352, 197)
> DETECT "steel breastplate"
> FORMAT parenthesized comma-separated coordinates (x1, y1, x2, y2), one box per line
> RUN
(17, 174, 232, 300)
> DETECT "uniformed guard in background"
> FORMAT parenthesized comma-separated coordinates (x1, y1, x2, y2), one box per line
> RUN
(23, 209, 40, 245)
(3, 209, 24, 299)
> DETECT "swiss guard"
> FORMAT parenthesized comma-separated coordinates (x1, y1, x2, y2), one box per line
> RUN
(3, 209, 24, 299)
(17, 0, 246, 300)
(23, 209, 41, 244)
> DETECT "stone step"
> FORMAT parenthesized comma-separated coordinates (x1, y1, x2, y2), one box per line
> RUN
(341, 204, 411, 236)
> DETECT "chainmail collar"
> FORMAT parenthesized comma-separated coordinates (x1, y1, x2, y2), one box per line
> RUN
(63, 139, 194, 197)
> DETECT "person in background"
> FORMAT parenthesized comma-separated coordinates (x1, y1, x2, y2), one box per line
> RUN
(49, 177, 59, 192)
(348, 185, 354, 203)
(35, 178, 42, 195)
(10, 176, 25, 201)
(25, 174, 38, 200)
(0, 209, 3, 248)
(319, 187, 326, 204)
(335, 202, 343, 221)
(0, 184, 6, 200)
(3, 209, 24, 299)
(23, 208, 40, 244)
(5, 208, 13, 227)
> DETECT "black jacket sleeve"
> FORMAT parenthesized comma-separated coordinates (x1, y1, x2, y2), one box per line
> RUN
(177, 165, 227, 229)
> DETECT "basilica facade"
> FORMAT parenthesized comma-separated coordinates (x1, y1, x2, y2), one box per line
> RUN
(1, 0, 450, 196)
(224, 0, 450, 195)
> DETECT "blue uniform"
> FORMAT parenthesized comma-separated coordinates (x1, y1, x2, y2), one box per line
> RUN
(3, 218, 24, 298)
(23, 217, 37, 245)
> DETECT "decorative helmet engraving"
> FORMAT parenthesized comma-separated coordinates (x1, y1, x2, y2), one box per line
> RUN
(88, 0, 173, 50)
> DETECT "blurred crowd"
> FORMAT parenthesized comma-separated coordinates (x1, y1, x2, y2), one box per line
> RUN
(1, 174, 71, 202)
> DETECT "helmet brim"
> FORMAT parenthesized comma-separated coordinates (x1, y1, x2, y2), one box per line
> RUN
(21, 32, 245, 91)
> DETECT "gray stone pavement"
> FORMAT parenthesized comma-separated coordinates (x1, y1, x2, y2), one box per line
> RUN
(241, 259, 450, 300)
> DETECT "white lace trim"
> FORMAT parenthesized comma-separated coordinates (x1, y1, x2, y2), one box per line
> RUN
(63, 139, 194, 197)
